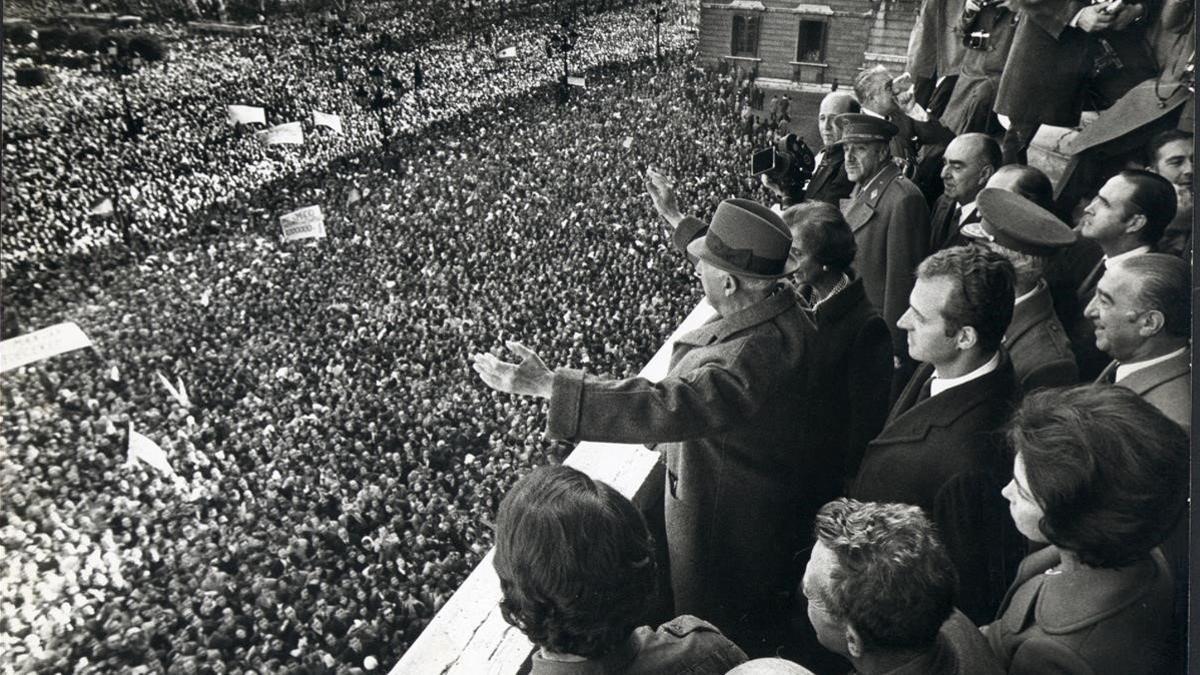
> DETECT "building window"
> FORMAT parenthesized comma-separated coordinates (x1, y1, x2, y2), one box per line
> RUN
(795, 19, 827, 62)
(731, 14, 760, 57)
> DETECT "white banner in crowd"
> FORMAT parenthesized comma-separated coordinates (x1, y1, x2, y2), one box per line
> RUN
(127, 425, 176, 477)
(157, 371, 192, 407)
(497, 46, 517, 60)
(567, 76, 586, 88)
(257, 122, 304, 146)
(227, 104, 266, 126)
(280, 205, 327, 242)
(90, 198, 114, 216)
(312, 111, 343, 133)
(0, 322, 93, 373)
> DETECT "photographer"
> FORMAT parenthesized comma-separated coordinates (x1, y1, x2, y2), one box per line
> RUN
(938, 0, 1018, 135)
(756, 123, 818, 210)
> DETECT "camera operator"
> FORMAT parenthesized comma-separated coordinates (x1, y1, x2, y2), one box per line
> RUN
(756, 91, 858, 211)
(756, 124, 817, 210)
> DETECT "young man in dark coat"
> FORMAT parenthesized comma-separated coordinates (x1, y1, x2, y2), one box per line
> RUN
(849, 245, 1021, 625)
(473, 186, 818, 657)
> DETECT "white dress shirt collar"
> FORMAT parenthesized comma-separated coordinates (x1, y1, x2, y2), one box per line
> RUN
(931, 351, 1001, 397)
(1115, 346, 1188, 383)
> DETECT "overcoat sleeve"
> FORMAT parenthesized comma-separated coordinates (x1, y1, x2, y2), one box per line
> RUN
(1010, 0, 1088, 40)
(545, 336, 783, 444)
(1007, 636, 1094, 675)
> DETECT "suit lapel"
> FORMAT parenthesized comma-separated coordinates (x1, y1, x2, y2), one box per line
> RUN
(1076, 258, 1105, 303)
(874, 352, 1012, 444)
(1112, 351, 1190, 395)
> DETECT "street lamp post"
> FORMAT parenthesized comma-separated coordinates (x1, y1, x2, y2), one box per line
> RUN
(650, 0, 666, 64)
(546, 11, 579, 104)
(354, 63, 405, 171)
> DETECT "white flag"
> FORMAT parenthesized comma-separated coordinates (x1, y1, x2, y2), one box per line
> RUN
(279, 205, 326, 242)
(90, 198, 114, 216)
(497, 46, 517, 60)
(0, 323, 93, 373)
(312, 111, 343, 133)
(156, 371, 191, 407)
(256, 121, 304, 146)
(127, 425, 176, 477)
(226, 104, 266, 126)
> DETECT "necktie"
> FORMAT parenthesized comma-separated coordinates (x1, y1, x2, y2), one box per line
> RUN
(952, 205, 962, 225)
(1080, 258, 1107, 299)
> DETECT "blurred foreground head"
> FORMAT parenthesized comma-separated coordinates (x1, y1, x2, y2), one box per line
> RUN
(493, 465, 655, 658)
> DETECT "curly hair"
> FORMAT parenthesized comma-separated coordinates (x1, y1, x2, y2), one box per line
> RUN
(1006, 385, 1189, 568)
(492, 466, 656, 658)
(813, 499, 956, 651)
(917, 245, 1015, 352)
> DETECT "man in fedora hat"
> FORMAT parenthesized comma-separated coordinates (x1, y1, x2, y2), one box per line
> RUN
(963, 188, 1079, 393)
(474, 179, 818, 656)
(837, 113, 932, 396)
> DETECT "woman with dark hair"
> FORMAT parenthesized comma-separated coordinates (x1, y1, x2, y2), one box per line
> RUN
(493, 465, 747, 673)
(780, 202, 892, 486)
(988, 384, 1187, 674)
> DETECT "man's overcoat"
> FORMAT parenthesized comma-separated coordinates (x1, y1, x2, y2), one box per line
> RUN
(546, 217, 818, 640)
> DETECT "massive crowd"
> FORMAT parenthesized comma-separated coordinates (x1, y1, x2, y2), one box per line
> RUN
(1, 4, 691, 278)
(0, 5, 771, 672)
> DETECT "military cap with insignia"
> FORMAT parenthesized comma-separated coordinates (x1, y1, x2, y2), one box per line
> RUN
(963, 187, 1077, 257)
(831, 113, 899, 146)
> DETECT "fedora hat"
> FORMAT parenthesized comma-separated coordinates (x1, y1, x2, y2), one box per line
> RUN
(686, 199, 801, 279)
(831, 113, 899, 147)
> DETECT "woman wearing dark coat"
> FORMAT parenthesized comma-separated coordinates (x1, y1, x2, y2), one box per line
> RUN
(782, 202, 893, 491)
(988, 385, 1187, 674)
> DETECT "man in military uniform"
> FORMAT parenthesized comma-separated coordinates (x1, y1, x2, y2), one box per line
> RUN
(963, 188, 1079, 393)
(837, 113, 932, 390)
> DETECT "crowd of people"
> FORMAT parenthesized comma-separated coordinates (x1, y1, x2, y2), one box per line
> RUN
(0, 4, 766, 672)
(2, 3, 690, 279)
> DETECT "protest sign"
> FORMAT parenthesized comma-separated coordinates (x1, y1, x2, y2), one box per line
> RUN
(312, 111, 343, 133)
(227, 104, 266, 126)
(497, 46, 517, 60)
(280, 205, 326, 242)
(0, 322, 92, 373)
(257, 121, 304, 146)
(90, 198, 114, 216)
(567, 76, 586, 88)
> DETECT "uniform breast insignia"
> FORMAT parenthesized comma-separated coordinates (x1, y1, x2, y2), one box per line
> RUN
(870, 189, 879, 201)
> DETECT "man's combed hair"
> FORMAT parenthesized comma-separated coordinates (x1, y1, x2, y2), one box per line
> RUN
(493, 466, 656, 658)
(813, 499, 957, 651)
(1146, 128, 1192, 166)
(992, 165, 1054, 210)
(1117, 169, 1177, 246)
(1007, 385, 1189, 568)
(917, 246, 1015, 352)
(1115, 253, 1191, 338)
